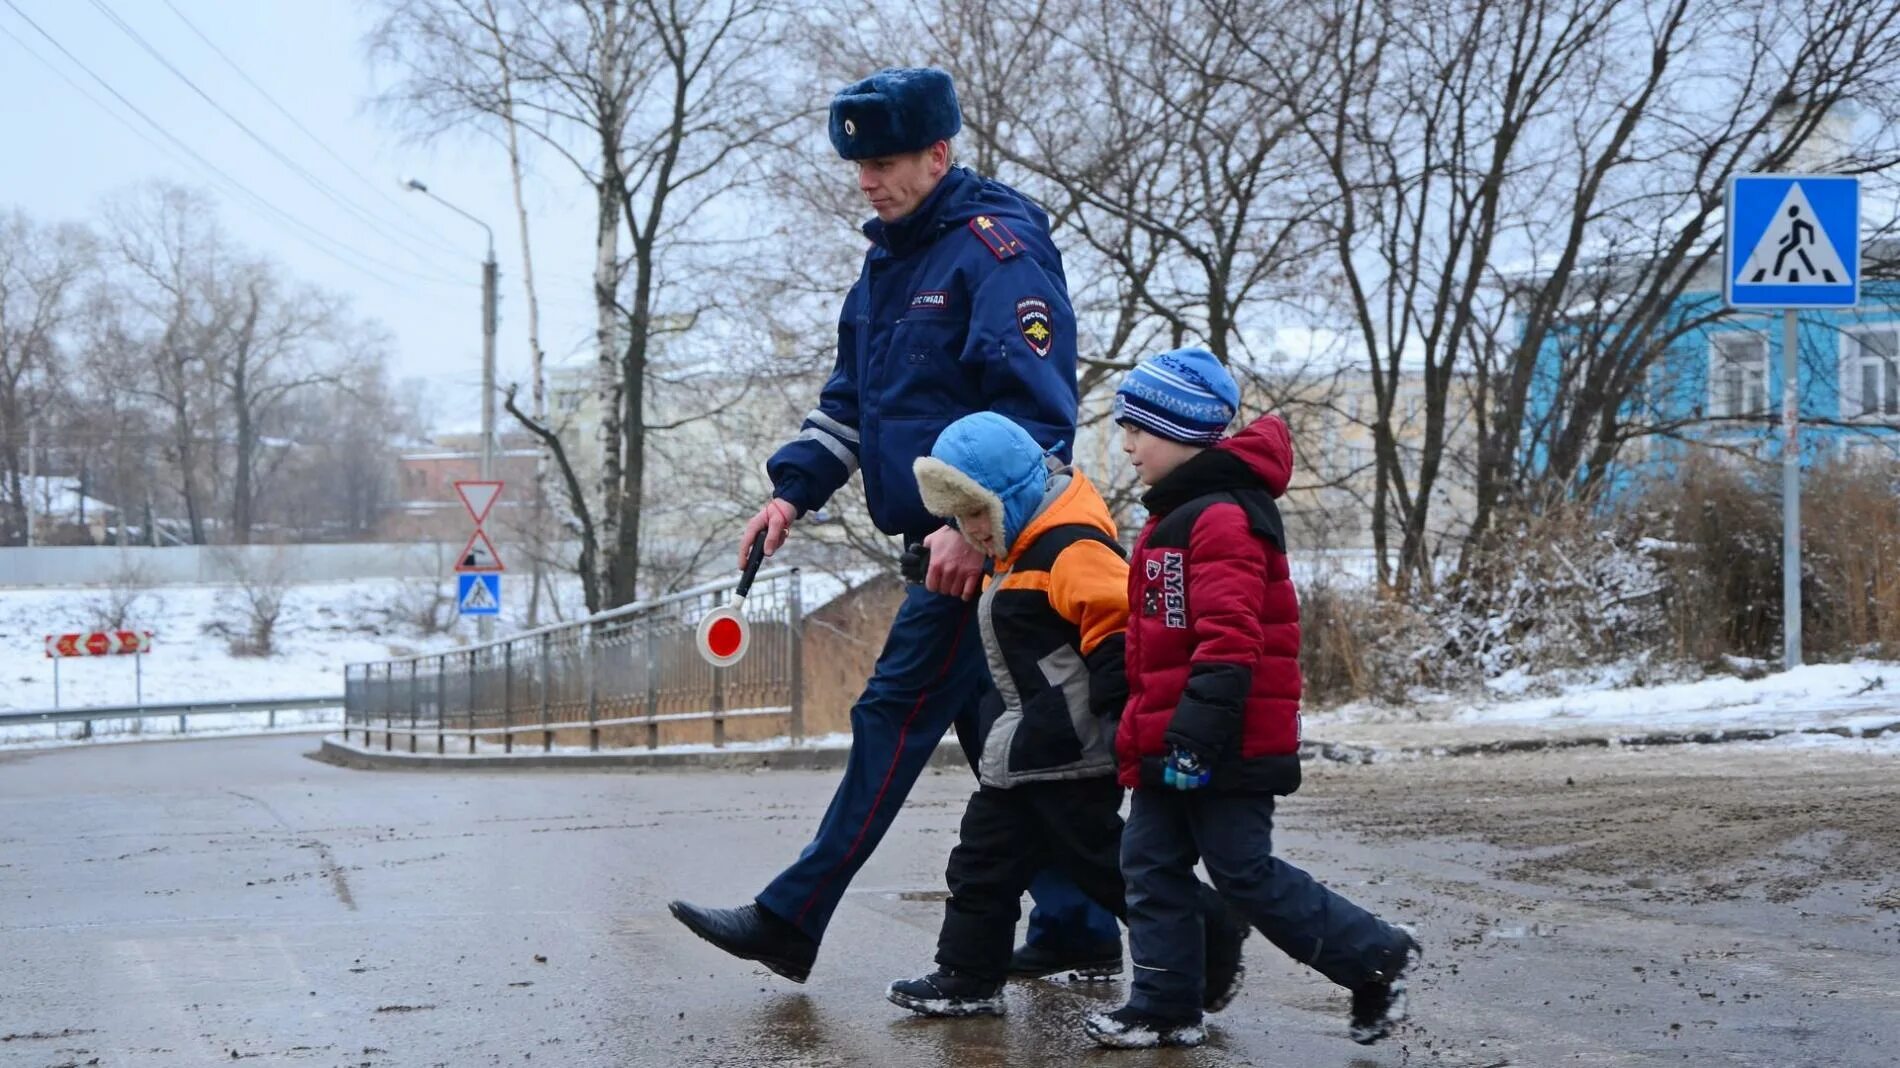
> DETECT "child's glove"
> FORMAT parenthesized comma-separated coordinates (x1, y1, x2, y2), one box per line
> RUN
(1161, 744, 1212, 790)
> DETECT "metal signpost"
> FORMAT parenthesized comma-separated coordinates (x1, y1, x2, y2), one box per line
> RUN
(454, 480, 505, 635)
(1725, 173, 1861, 671)
(43, 630, 154, 713)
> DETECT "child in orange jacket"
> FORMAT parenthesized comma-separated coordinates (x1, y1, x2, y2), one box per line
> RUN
(884, 412, 1245, 1018)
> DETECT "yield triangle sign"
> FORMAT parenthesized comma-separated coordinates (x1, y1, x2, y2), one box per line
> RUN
(454, 480, 504, 525)
(1738, 183, 1849, 287)
(456, 528, 506, 572)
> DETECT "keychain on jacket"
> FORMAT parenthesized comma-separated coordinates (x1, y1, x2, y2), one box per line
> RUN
(1162, 745, 1212, 790)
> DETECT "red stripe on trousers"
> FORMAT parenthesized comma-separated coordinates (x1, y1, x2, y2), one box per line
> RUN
(796, 603, 970, 926)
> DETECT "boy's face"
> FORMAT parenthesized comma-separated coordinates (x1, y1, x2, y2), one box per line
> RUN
(957, 508, 1001, 557)
(1122, 424, 1203, 486)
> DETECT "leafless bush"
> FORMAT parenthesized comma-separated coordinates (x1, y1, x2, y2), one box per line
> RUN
(1788, 459, 1900, 660)
(87, 554, 160, 632)
(1299, 575, 1453, 707)
(215, 546, 296, 657)
(1634, 460, 1787, 667)
(1437, 505, 1668, 679)
(388, 576, 456, 637)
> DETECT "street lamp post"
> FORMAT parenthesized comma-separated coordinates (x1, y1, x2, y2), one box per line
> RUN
(406, 179, 499, 640)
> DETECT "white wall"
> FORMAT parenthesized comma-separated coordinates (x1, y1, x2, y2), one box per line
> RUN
(0, 543, 468, 588)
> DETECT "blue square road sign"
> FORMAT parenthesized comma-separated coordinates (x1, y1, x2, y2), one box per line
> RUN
(1726, 174, 1860, 309)
(457, 573, 501, 617)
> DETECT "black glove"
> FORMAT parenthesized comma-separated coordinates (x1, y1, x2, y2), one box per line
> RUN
(1162, 662, 1253, 779)
(900, 542, 931, 585)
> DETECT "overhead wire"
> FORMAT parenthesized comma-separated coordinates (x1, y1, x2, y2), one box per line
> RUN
(0, 18, 204, 189)
(154, 0, 469, 260)
(82, 0, 469, 277)
(0, 0, 468, 292)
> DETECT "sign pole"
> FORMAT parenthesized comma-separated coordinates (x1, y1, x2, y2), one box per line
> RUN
(1782, 308, 1802, 670)
(1727, 172, 1857, 673)
(480, 252, 499, 644)
(53, 657, 60, 710)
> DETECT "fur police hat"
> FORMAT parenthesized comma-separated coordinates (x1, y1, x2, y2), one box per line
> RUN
(829, 67, 962, 160)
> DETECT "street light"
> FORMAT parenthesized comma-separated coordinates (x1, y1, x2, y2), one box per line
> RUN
(405, 178, 500, 641)
(403, 178, 498, 483)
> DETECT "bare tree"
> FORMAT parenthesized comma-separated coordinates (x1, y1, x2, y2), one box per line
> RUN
(1241, 0, 1900, 590)
(101, 184, 235, 546)
(370, 0, 800, 610)
(0, 210, 95, 545)
(210, 264, 352, 543)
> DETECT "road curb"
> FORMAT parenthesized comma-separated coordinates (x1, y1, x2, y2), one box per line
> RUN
(313, 734, 970, 773)
(1308, 720, 1900, 764)
(315, 718, 1900, 773)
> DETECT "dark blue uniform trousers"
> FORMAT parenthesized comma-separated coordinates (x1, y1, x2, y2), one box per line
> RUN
(756, 582, 1116, 942)
(1124, 788, 1402, 1019)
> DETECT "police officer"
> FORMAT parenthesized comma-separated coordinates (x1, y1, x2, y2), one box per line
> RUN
(668, 67, 1120, 983)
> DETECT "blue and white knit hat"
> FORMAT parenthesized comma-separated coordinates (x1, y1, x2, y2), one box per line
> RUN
(1112, 347, 1240, 446)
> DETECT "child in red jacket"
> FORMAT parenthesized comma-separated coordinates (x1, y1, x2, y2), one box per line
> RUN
(1085, 347, 1421, 1051)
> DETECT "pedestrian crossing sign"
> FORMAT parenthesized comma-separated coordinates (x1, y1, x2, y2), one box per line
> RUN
(457, 573, 501, 617)
(1726, 174, 1859, 309)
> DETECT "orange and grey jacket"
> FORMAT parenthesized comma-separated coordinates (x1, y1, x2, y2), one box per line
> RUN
(969, 468, 1130, 788)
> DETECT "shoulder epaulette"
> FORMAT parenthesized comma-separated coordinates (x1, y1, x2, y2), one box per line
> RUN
(968, 214, 1025, 260)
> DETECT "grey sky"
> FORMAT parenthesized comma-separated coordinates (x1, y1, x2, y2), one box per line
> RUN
(0, 0, 608, 435)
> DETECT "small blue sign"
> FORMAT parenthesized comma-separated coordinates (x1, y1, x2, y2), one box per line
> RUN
(457, 573, 501, 617)
(1726, 174, 1859, 309)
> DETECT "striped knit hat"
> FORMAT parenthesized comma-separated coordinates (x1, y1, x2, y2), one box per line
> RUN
(1112, 347, 1240, 446)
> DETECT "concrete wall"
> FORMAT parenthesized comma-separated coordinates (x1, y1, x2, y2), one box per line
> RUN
(0, 543, 468, 588)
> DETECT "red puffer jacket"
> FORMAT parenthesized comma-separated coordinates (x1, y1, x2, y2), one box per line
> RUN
(1115, 414, 1302, 794)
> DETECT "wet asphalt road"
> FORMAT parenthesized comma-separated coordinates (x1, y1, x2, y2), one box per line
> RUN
(2, 734, 1894, 1067)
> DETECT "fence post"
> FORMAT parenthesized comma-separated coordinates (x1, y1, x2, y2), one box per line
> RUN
(436, 655, 447, 755)
(503, 640, 515, 754)
(788, 570, 805, 743)
(383, 662, 393, 751)
(408, 658, 420, 754)
(645, 619, 660, 751)
(586, 622, 600, 753)
(540, 631, 553, 753)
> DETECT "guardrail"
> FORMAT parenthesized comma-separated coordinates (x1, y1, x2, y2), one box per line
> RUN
(0, 695, 344, 741)
(344, 568, 804, 755)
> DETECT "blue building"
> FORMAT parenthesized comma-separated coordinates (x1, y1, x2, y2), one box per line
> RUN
(1527, 267, 1900, 500)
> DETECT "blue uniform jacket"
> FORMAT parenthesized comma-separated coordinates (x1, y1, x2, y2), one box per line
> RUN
(767, 166, 1079, 540)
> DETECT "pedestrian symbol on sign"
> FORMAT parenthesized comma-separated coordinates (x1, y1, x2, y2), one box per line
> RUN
(1740, 185, 1848, 286)
(1726, 175, 1858, 309)
(457, 573, 501, 617)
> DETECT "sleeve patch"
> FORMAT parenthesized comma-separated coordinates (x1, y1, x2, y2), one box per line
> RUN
(1016, 297, 1054, 358)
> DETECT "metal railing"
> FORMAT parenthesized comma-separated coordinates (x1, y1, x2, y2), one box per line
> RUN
(343, 567, 804, 754)
(0, 695, 344, 741)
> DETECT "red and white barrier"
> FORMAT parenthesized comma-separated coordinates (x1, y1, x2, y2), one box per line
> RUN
(45, 631, 154, 658)
(41, 631, 156, 711)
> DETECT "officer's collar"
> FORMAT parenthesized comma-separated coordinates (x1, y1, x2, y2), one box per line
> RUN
(862, 166, 976, 255)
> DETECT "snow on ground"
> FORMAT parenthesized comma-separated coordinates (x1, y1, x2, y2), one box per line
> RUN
(7, 562, 1895, 756)
(0, 577, 561, 712)
(1310, 660, 1900, 736)
(0, 709, 340, 750)
(0, 567, 889, 715)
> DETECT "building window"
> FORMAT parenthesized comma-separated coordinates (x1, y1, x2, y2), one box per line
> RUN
(1842, 326, 1899, 420)
(1708, 332, 1768, 419)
